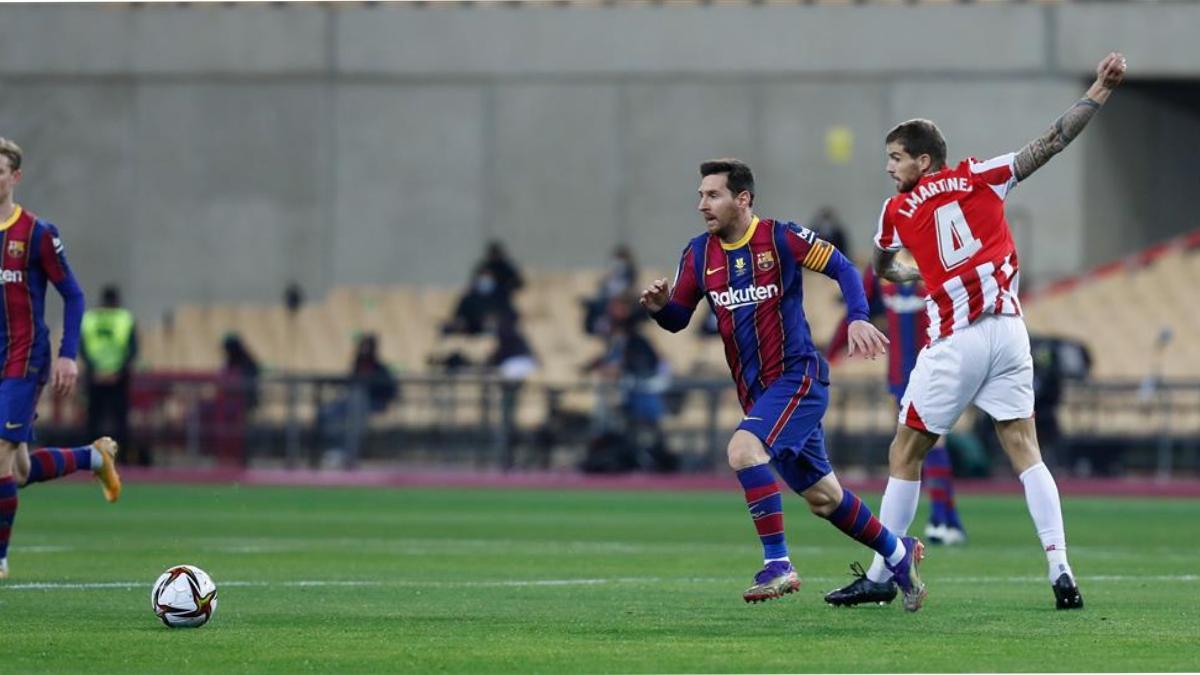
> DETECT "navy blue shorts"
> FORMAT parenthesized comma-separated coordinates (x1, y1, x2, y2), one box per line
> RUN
(0, 376, 43, 444)
(737, 374, 832, 493)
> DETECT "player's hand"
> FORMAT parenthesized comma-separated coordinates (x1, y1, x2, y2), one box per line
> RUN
(846, 320, 889, 360)
(639, 278, 671, 314)
(1096, 51, 1126, 90)
(50, 357, 78, 399)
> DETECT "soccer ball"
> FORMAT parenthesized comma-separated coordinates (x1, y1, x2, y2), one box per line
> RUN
(150, 564, 218, 628)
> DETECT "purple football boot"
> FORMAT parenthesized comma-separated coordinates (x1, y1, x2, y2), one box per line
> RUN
(743, 560, 802, 603)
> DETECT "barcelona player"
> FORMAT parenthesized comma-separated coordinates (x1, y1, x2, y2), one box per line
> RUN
(640, 159, 927, 611)
(0, 137, 121, 580)
(833, 52, 1126, 610)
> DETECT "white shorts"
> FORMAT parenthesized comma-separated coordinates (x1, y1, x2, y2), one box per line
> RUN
(898, 314, 1035, 436)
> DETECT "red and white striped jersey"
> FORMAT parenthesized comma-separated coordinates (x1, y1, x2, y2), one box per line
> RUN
(874, 153, 1022, 343)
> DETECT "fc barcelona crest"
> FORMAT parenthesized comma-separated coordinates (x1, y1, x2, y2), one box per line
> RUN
(7, 240, 25, 258)
(755, 250, 775, 272)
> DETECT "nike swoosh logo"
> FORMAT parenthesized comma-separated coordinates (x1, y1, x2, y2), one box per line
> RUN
(5, 422, 23, 429)
(706, 267, 725, 275)
(742, 416, 763, 422)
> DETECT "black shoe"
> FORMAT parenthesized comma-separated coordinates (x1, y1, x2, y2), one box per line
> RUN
(1053, 573, 1083, 610)
(824, 562, 898, 607)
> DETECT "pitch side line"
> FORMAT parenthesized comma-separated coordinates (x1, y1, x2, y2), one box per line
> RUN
(3, 574, 1198, 591)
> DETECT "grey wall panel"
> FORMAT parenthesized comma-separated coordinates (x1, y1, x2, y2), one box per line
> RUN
(758, 82, 893, 259)
(0, 7, 133, 75)
(0, 6, 327, 76)
(129, 7, 327, 75)
(623, 83, 757, 276)
(337, 5, 1044, 76)
(332, 85, 486, 287)
(888, 79, 1087, 284)
(130, 84, 331, 317)
(1057, 5, 1200, 78)
(0, 83, 136, 323)
(491, 84, 620, 270)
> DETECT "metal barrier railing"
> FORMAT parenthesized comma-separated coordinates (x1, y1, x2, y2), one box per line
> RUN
(45, 372, 1200, 476)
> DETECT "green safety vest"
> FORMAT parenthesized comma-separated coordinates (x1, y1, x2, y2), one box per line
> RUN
(81, 307, 135, 376)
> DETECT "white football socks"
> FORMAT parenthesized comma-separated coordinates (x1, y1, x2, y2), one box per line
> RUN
(866, 476, 922, 583)
(89, 445, 103, 471)
(1019, 462, 1074, 582)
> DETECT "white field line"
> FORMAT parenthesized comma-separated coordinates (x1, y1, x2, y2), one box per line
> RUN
(3, 574, 1197, 592)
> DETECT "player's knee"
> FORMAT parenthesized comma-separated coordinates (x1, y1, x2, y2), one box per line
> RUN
(726, 432, 767, 471)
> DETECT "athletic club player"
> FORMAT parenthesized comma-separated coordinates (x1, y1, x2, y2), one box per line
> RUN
(830, 52, 1126, 610)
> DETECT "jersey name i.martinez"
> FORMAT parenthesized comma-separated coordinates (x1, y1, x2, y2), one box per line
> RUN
(875, 153, 1022, 343)
(666, 216, 845, 411)
(0, 206, 77, 378)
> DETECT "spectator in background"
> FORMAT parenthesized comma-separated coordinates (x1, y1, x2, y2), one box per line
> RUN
(220, 333, 260, 411)
(487, 315, 538, 382)
(581, 295, 677, 473)
(584, 245, 640, 336)
(480, 240, 524, 301)
(203, 333, 261, 466)
(443, 263, 519, 336)
(485, 316, 537, 471)
(1031, 336, 1091, 469)
(318, 333, 398, 468)
(80, 285, 137, 453)
(808, 206, 852, 261)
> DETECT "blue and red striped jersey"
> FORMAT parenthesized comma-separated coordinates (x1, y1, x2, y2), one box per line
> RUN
(829, 266, 929, 392)
(652, 216, 869, 411)
(0, 206, 85, 379)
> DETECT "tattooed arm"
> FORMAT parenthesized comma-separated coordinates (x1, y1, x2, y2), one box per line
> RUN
(873, 247, 922, 284)
(1013, 52, 1127, 181)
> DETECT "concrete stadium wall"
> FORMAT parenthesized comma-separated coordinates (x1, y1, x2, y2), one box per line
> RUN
(0, 3, 1196, 322)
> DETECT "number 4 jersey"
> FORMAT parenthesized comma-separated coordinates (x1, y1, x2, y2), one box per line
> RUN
(874, 153, 1022, 343)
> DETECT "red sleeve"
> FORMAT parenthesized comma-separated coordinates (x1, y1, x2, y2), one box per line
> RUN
(873, 198, 902, 252)
(968, 153, 1019, 199)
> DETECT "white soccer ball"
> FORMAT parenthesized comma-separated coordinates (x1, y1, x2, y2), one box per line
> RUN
(150, 564, 218, 628)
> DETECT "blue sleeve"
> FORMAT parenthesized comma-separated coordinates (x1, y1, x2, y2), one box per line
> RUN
(54, 272, 85, 359)
(37, 222, 86, 359)
(649, 300, 693, 333)
(823, 249, 870, 324)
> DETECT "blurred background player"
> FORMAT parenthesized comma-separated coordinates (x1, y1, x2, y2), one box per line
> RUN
(641, 158, 927, 611)
(0, 137, 120, 579)
(839, 52, 1127, 611)
(827, 253, 967, 543)
(824, 254, 965, 607)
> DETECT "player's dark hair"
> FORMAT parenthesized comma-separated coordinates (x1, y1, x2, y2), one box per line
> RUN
(0, 137, 22, 172)
(700, 158, 755, 206)
(886, 119, 947, 170)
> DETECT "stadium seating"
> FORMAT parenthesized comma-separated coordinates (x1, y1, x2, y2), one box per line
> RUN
(117, 231, 1199, 448)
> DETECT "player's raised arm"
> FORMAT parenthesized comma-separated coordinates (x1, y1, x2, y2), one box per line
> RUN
(1013, 51, 1126, 182)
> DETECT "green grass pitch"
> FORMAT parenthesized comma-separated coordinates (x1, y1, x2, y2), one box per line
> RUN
(2, 482, 1198, 672)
